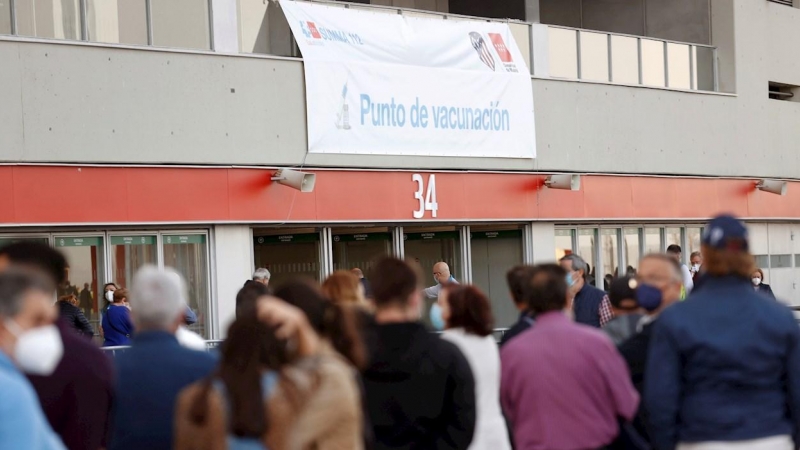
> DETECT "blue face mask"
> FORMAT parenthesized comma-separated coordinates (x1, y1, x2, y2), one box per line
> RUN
(636, 283, 663, 312)
(429, 303, 445, 331)
(566, 272, 576, 287)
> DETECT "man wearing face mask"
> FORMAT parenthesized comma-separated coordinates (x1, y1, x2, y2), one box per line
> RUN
(559, 254, 614, 327)
(0, 270, 66, 449)
(424, 261, 459, 330)
(0, 241, 114, 450)
(646, 215, 800, 450)
(616, 254, 684, 443)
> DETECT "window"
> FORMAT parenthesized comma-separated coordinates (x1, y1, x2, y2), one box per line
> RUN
(769, 82, 798, 101)
(151, 0, 210, 50)
(555, 229, 575, 260)
(644, 228, 662, 254)
(15, 0, 81, 40)
(0, 0, 10, 35)
(623, 228, 641, 276)
(770, 254, 793, 269)
(754, 255, 770, 269)
(163, 234, 210, 338)
(87, 0, 148, 45)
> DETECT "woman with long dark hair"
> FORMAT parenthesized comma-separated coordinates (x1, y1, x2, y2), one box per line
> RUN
(174, 316, 292, 449)
(174, 295, 364, 450)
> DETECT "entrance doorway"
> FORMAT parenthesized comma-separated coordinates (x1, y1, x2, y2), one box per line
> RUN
(253, 228, 321, 287)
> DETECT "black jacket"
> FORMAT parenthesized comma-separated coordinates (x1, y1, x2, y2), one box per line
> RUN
(363, 322, 476, 450)
(618, 320, 656, 444)
(756, 283, 776, 300)
(58, 301, 94, 338)
(499, 310, 534, 347)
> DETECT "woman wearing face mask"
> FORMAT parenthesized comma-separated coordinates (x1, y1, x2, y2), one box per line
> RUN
(102, 288, 134, 347)
(434, 285, 512, 450)
(98, 283, 118, 338)
(751, 268, 776, 300)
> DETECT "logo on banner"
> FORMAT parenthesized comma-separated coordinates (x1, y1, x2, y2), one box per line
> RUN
(489, 33, 518, 72)
(299, 20, 364, 46)
(488, 33, 512, 62)
(335, 82, 352, 130)
(469, 32, 495, 71)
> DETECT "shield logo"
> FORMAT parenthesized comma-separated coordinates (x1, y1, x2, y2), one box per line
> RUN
(469, 32, 495, 71)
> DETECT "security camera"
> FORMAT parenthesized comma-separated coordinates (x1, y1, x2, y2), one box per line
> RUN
(756, 179, 787, 196)
(544, 174, 581, 191)
(271, 169, 316, 193)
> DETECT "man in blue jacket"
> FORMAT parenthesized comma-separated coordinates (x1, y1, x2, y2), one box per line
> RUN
(645, 215, 800, 450)
(109, 266, 215, 450)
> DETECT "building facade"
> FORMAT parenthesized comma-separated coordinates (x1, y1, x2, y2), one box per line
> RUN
(1, 0, 799, 337)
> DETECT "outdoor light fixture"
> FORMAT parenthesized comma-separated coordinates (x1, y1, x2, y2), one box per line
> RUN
(756, 179, 787, 196)
(271, 169, 316, 193)
(544, 174, 581, 191)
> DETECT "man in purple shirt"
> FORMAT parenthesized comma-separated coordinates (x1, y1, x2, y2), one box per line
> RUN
(500, 263, 639, 450)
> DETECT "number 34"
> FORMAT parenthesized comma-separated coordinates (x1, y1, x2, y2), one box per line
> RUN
(412, 174, 438, 219)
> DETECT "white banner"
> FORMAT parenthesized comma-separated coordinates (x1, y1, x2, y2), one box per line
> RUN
(281, 0, 536, 159)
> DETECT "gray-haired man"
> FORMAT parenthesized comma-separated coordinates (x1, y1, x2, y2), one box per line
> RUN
(253, 268, 271, 286)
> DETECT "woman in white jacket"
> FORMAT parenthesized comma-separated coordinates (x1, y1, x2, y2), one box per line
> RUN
(437, 285, 512, 450)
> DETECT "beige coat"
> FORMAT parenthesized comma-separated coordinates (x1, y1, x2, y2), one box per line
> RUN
(174, 347, 364, 450)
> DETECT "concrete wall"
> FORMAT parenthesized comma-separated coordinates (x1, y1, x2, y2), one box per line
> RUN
(0, 0, 799, 179)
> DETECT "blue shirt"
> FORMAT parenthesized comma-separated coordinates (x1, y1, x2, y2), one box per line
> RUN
(102, 305, 134, 346)
(0, 352, 65, 450)
(109, 331, 216, 450)
(645, 276, 800, 450)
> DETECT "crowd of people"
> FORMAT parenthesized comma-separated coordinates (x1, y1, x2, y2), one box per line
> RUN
(0, 214, 798, 450)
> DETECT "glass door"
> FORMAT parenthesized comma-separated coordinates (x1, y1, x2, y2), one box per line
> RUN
(403, 227, 461, 328)
(253, 228, 321, 287)
(470, 228, 524, 328)
(109, 235, 158, 289)
(162, 233, 211, 338)
(54, 235, 106, 336)
(331, 227, 392, 273)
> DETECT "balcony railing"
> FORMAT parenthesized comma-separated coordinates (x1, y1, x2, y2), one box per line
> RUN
(0, 0, 718, 93)
(541, 25, 718, 92)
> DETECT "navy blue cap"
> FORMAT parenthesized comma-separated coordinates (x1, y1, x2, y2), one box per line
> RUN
(702, 214, 749, 251)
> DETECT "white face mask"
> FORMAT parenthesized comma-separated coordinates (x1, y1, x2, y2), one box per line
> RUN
(752, 277, 762, 286)
(4, 320, 64, 376)
(692, 264, 701, 272)
(105, 290, 114, 302)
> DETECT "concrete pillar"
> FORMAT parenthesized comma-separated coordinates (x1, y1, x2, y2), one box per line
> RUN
(530, 222, 557, 265)
(212, 225, 253, 338)
(710, 0, 736, 93)
(525, 0, 540, 22)
(211, 0, 239, 53)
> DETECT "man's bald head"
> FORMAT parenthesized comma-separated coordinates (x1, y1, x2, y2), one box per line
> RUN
(433, 262, 451, 285)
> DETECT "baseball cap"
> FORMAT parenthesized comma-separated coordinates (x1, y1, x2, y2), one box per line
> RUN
(609, 276, 638, 309)
(702, 214, 749, 251)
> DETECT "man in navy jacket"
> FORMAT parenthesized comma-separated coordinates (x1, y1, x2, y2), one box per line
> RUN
(645, 215, 800, 450)
(559, 254, 613, 327)
(109, 266, 215, 450)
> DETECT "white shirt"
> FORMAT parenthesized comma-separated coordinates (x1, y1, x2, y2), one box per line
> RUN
(441, 328, 512, 450)
(423, 276, 458, 299)
(681, 263, 694, 292)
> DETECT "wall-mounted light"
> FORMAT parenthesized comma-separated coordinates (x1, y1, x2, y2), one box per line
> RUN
(756, 179, 787, 196)
(544, 174, 581, 191)
(271, 169, 316, 193)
